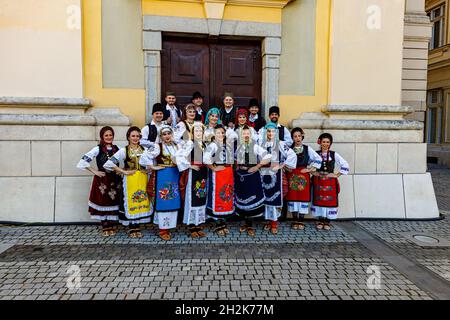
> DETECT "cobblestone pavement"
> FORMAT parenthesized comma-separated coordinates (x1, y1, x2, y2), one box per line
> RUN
(429, 163, 450, 213)
(0, 165, 449, 301)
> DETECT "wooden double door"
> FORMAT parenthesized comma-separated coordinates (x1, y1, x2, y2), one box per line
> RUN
(161, 36, 262, 108)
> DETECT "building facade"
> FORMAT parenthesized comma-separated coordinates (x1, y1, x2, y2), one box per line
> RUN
(426, 0, 450, 166)
(0, 0, 440, 223)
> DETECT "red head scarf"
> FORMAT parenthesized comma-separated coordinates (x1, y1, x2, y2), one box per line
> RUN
(235, 108, 249, 126)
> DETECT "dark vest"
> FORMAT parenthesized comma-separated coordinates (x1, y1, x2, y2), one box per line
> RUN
(220, 106, 237, 126)
(292, 145, 309, 168)
(147, 124, 158, 142)
(163, 106, 182, 122)
(96, 144, 119, 172)
(249, 117, 266, 132)
(278, 125, 285, 141)
(124, 145, 144, 170)
(317, 150, 335, 173)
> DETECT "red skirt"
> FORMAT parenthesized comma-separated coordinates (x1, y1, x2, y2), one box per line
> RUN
(312, 175, 340, 208)
(286, 167, 311, 202)
(88, 173, 121, 218)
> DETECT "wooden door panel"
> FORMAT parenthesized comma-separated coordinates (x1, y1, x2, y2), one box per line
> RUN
(170, 48, 205, 84)
(162, 38, 210, 107)
(221, 48, 255, 85)
(214, 41, 261, 108)
(161, 37, 261, 110)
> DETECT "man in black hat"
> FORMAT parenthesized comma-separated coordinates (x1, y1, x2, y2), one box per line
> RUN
(163, 91, 182, 129)
(191, 91, 207, 122)
(140, 103, 166, 147)
(257, 106, 293, 146)
(248, 98, 266, 132)
(219, 92, 238, 129)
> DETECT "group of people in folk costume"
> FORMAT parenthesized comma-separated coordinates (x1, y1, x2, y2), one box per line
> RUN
(77, 91, 350, 240)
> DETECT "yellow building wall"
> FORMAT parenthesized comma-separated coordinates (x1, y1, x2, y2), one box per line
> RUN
(82, 0, 146, 127)
(0, 0, 83, 98)
(141, 0, 282, 23)
(83, 0, 327, 127)
(279, 0, 331, 125)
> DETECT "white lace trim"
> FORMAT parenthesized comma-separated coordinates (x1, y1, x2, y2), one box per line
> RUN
(119, 217, 152, 226)
(288, 202, 309, 214)
(88, 201, 119, 212)
(90, 215, 119, 221)
(235, 196, 265, 210)
(261, 174, 277, 189)
(265, 191, 281, 202)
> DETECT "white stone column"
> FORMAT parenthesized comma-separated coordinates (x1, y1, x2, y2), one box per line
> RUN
(402, 0, 432, 121)
(262, 37, 281, 115)
(144, 51, 161, 124)
(143, 31, 162, 124)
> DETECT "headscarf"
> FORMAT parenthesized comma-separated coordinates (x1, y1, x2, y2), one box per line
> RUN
(262, 122, 278, 145)
(235, 108, 249, 127)
(204, 107, 222, 126)
(159, 124, 173, 136)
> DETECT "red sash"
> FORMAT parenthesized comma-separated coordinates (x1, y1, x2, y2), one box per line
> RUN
(286, 167, 311, 202)
(312, 175, 340, 207)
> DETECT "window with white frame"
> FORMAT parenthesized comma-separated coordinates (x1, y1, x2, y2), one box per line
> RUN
(426, 89, 445, 144)
(428, 4, 446, 50)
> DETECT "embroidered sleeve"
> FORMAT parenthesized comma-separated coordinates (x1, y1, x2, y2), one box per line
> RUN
(280, 142, 297, 169)
(226, 128, 238, 141)
(307, 147, 322, 169)
(284, 127, 293, 146)
(175, 141, 192, 172)
(203, 143, 217, 165)
(139, 125, 150, 148)
(174, 122, 186, 144)
(76, 146, 99, 170)
(255, 145, 271, 162)
(103, 148, 125, 171)
(139, 144, 161, 167)
(335, 152, 350, 175)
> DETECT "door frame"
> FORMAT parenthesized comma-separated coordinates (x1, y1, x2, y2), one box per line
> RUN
(143, 15, 281, 123)
(161, 36, 262, 108)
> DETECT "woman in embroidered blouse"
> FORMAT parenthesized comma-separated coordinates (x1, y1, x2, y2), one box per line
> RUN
(311, 133, 349, 231)
(234, 125, 271, 237)
(174, 103, 198, 144)
(285, 127, 322, 230)
(175, 122, 209, 238)
(77, 126, 121, 237)
(140, 125, 181, 241)
(104, 126, 153, 238)
(203, 124, 236, 236)
(259, 122, 297, 235)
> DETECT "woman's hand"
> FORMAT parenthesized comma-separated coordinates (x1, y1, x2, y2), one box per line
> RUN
(95, 170, 106, 178)
(301, 168, 313, 174)
(214, 165, 225, 172)
(326, 173, 340, 178)
(248, 166, 259, 173)
(122, 169, 137, 176)
(191, 165, 200, 171)
(151, 165, 164, 171)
